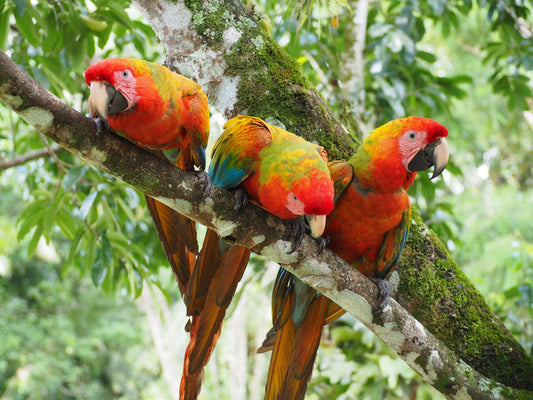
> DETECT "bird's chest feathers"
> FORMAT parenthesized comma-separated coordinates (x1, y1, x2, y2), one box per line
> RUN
(325, 183, 408, 263)
(344, 185, 407, 233)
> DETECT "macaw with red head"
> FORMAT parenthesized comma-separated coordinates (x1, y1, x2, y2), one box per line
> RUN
(262, 116, 449, 400)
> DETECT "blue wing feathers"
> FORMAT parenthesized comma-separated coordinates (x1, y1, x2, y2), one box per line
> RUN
(209, 157, 248, 190)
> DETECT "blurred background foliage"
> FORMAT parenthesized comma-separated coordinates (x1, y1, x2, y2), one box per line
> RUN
(0, 0, 532, 398)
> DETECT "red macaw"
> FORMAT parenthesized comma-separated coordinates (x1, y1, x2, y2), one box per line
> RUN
(84, 57, 209, 298)
(262, 116, 449, 400)
(180, 115, 336, 400)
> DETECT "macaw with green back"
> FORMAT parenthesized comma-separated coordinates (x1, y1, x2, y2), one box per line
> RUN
(180, 115, 336, 400)
(261, 116, 449, 400)
(84, 57, 209, 299)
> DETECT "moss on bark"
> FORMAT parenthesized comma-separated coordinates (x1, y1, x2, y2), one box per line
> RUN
(183, 0, 358, 160)
(397, 212, 533, 390)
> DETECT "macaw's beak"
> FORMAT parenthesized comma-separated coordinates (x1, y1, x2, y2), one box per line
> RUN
(88, 81, 129, 120)
(304, 214, 327, 238)
(408, 137, 449, 179)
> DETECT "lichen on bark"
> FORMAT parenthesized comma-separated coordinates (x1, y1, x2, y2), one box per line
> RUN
(177, 0, 359, 160)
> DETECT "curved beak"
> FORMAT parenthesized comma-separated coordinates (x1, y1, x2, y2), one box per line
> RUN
(88, 81, 129, 120)
(407, 137, 449, 179)
(304, 214, 327, 238)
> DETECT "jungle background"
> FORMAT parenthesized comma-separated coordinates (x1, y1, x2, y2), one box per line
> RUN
(0, 0, 532, 398)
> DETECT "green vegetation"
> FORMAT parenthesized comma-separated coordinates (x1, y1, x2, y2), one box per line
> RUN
(0, 0, 532, 398)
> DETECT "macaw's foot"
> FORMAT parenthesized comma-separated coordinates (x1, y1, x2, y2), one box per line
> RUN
(232, 187, 248, 216)
(192, 170, 212, 201)
(288, 218, 306, 254)
(368, 276, 390, 314)
(92, 116, 110, 138)
(315, 235, 330, 255)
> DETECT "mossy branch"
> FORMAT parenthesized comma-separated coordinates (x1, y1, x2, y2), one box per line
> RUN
(132, 0, 533, 391)
(1, 48, 530, 400)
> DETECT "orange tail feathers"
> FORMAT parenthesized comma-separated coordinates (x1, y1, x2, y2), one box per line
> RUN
(145, 196, 197, 296)
(180, 229, 251, 400)
(265, 278, 329, 400)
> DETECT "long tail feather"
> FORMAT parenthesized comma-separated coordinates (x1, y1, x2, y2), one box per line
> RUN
(185, 229, 221, 315)
(180, 229, 251, 400)
(282, 295, 328, 400)
(145, 196, 197, 296)
(265, 273, 330, 400)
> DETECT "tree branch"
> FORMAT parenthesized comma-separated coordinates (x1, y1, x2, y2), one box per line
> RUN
(0, 49, 531, 400)
(0, 143, 63, 171)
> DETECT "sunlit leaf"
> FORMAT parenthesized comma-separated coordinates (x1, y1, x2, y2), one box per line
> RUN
(27, 224, 43, 258)
(79, 191, 98, 221)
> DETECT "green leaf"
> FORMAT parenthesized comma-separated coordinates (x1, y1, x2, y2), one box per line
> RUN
(14, 10, 40, 47)
(17, 199, 48, 240)
(42, 189, 66, 241)
(416, 50, 437, 63)
(149, 278, 171, 304)
(63, 166, 87, 191)
(100, 256, 116, 294)
(27, 224, 43, 258)
(83, 233, 97, 277)
(66, 228, 85, 269)
(41, 12, 62, 54)
(115, 196, 136, 223)
(504, 286, 520, 300)
(449, 74, 473, 84)
(91, 258, 107, 286)
(99, 198, 120, 230)
(73, 36, 88, 69)
(12, 0, 25, 16)
(0, 4, 10, 50)
(55, 208, 76, 240)
(92, 234, 112, 286)
(79, 191, 98, 221)
(493, 75, 509, 93)
(79, 14, 108, 31)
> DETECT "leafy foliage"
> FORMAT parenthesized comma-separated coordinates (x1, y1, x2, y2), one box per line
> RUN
(0, 194, 166, 398)
(0, 0, 169, 298)
(1, 0, 533, 398)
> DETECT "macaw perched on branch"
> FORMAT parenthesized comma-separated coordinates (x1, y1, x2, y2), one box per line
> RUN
(84, 57, 209, 297)
(262, 116, 449, 400)
(180, 115, 336, 400)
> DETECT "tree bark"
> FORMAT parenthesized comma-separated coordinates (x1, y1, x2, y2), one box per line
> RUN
(0, 48, 531, 399)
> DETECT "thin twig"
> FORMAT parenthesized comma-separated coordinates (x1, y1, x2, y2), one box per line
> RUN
(0, 143, 63, 171)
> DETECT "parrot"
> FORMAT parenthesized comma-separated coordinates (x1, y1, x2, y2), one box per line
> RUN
(84, 57, 209, 297)
(261, 116, 449, 400)
(179, 115, 336, 400)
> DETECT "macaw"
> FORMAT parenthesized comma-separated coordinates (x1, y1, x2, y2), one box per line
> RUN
(262, 116, 449, 400)
(179, 115, 335, 400)
(84, 57, 209, 297)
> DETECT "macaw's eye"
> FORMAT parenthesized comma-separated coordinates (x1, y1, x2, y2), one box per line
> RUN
(292, 194, 298, 201)
(122, 70, 132, 79)
(408, 132, 417, 140)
